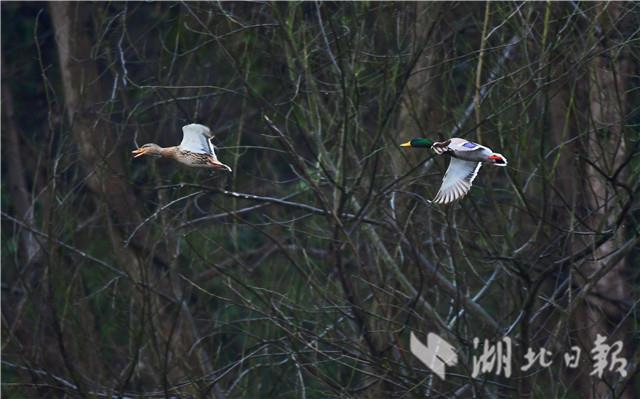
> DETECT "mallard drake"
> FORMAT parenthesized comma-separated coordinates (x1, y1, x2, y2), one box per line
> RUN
(132, 123, 232, 172)
(400, 138, 507, 204)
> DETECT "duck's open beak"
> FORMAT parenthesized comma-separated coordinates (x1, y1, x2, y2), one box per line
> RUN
(132, 148, 148, 158)
(400, 141, 412, 148)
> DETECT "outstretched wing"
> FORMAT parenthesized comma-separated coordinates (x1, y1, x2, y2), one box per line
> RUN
(180, 124, 213, 154)
(433, 158, 482, 204)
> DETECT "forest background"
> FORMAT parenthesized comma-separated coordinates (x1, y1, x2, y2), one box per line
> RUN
(1, 2, 639, 398)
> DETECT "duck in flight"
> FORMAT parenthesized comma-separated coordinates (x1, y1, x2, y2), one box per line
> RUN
(400, 138, 507, 204)
(132, 123, 232, 172)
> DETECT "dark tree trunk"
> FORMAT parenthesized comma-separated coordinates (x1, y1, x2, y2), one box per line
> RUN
(49, 3, 226, 397)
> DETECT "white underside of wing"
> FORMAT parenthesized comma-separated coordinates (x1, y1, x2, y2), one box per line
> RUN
(180, 123, 213, 154)
(433, 158, 482, 204)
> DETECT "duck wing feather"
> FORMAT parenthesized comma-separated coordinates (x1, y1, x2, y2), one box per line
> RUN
(433, 158, 482, 204)
(180, 123, 214, 154)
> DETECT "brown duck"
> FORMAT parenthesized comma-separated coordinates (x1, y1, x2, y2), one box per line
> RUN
(132, 123, 232, 171)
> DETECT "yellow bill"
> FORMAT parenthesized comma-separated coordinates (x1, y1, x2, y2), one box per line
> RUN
(132, 148, 146, 158)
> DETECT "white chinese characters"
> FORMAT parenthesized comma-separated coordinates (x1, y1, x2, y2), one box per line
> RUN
(521, 347, 552, 371)
(467, 335, 628, 379)
(410, 332, 628, 380)
(472, 337, 512, 378)
(590, 334, 628, 378)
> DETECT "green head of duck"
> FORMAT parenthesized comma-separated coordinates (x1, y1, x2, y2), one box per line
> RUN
(400, 138, 435, 148)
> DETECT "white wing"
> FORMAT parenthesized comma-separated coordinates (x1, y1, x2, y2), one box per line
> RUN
(180, 123, 213, 154)
(433, 158, 482, 204)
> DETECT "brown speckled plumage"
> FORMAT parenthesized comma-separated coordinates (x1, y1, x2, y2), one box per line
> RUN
(132, 124, 232, 172)
(175, 149, 223, 168)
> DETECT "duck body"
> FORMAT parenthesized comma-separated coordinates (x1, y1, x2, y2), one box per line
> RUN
(401, 137, 507, 204)
(132, 124, 232, 172)
(432, 138, 504, 163)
